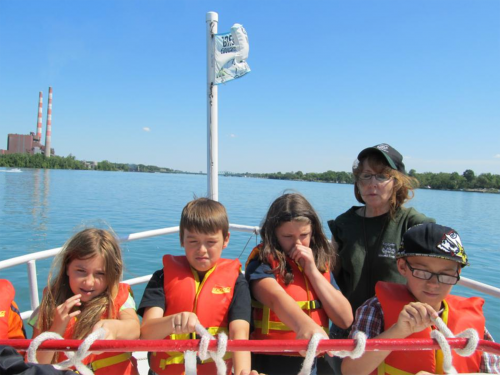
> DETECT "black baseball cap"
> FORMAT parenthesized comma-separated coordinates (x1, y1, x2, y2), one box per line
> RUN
(357, 143, 406, 174)
(397, 223, 469, 267)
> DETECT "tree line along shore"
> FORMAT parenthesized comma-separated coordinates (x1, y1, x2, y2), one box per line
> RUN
(1, 153, 499, 193)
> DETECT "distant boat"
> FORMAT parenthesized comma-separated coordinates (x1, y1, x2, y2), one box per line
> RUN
(0, 168, 22, 173)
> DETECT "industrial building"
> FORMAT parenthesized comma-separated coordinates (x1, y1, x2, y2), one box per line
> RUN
(0, 87, 55, 157)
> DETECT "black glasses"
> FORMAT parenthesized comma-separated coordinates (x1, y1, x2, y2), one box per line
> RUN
(405, 260, 460, 285)
(358, 173, 392, 183)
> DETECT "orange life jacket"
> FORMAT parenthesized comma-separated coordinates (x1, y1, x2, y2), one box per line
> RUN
(246, 245, 330, 344)
(375, 281, 484, 375)
(60, 283, 138, 375)
(148, 255, 241, 375)
(0, 279, 18, 340)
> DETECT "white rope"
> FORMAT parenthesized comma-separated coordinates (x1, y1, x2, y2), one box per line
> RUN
(298, 333, 323, 375)
(297, 331, 367, 375)
(197, 325, 212, 361)
(184, 350, 198, 375)
(27, 328, 106, 375)
(27, 332, 66, 364)
(188, 324, 228, 375)
(331, 331, 367, 359)
(431, 316, 479, 374)
(214, 332, 228, 374)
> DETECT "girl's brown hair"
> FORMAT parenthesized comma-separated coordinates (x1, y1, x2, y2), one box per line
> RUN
(37, 228, 123, 343)
(353, 152, 419, 219)
(259, 192, 334, 285)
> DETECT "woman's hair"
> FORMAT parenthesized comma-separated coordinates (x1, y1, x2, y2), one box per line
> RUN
(353, 151, 419, 219)
(37, 228, 123, 343)
(259, 192, 334, 285)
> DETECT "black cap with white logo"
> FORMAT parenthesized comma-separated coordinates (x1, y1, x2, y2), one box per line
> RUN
(397, 223, 469, 267)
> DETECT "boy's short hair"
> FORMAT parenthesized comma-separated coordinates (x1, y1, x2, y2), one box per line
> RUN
(397, 223, 469, 267)
(179, 198, 229, 244)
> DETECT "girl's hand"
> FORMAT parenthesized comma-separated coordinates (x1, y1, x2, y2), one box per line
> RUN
(50, 294, 82, 335)
(288, 244, 316, 274)
(91, 320, 118, 355)
(171, 312, 200, 335)
(92, 320, 116, 340)
(295, 321, 331, 357)
(395, 302, 438, 337)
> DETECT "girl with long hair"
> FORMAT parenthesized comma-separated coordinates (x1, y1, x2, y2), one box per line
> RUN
(30, 228, 140, 375)
(245, 193, 352, 374)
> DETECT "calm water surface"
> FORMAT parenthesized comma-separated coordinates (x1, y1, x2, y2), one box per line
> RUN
(1, 168, 499, 338)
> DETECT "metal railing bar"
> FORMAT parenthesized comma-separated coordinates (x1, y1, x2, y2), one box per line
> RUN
(0, 223, 259, 271)
(459, 276, 500, 299)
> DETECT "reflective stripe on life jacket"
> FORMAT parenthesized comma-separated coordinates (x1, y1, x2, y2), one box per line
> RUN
(247, 245, 330, 343)
(148, 255, 241, 375)
(375, 281, 484, 375)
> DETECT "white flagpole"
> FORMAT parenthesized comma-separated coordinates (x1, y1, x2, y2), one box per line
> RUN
(206, 11, 218, 201)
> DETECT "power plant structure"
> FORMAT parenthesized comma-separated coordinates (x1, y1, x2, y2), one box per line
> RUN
(0, 87, 55, 157)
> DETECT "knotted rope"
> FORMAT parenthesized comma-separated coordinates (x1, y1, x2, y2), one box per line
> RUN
(185, 324, 228, 375)
(298, 331, 367, 375)
(24, 317, 480, 375)
(27, 328, 107, 375)
(431, 316, 479, 374)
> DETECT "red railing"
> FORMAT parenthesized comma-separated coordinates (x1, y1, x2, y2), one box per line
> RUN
(2, 338, 500, 355)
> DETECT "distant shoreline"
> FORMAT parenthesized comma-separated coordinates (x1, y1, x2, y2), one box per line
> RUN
(2, 153, 499, 194)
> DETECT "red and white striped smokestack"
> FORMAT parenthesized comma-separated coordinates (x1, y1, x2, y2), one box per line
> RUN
(44, 87, 53, 157)
(36, 92, 43, 141)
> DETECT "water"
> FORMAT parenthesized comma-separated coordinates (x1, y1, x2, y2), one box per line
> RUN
(1, 168, 499, 339)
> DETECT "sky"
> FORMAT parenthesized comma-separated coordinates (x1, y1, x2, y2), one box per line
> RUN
(0, 0, 499, 175)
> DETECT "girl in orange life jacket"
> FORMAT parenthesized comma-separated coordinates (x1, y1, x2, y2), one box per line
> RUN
(245, 193, 353, 375)
(30, 228, 140, 375)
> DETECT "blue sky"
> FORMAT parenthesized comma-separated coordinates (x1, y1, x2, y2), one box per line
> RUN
(1, 0, 499, 174)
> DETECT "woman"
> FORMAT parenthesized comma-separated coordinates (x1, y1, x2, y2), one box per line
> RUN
(329, 143, 435, 316)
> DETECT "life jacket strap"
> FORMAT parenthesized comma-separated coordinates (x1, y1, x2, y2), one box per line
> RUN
(253, 319, 328, 333)
(159, 352, 233, 368)
(91, 352, 132, 372)
(377, 362, 414, 375)
(253, 298, 324, 334)
(252, 299, 322, 310)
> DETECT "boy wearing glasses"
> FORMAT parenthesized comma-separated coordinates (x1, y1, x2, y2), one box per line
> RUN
(341, 223, 499, 375)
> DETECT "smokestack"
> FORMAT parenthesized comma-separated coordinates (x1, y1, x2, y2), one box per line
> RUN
(36, 92, 43, 141)
(44, 87, 53, 157)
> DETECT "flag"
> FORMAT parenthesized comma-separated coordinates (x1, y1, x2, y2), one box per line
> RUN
(214, 24, 250, 85)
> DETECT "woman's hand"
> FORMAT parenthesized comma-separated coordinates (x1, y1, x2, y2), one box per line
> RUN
(288, 244, 316, 274)
(394, 302, 438, 337)
(170, 312, 200, 335)
(50, 294, 82, 335)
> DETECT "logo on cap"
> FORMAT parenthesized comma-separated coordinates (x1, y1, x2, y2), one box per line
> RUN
(376, 144, 390, 152)
(437, 231, 466, 263)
